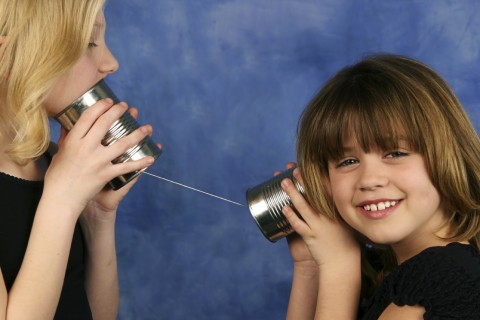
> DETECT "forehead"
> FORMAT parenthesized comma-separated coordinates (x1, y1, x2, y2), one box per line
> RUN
(95, 10, 105, 24)
(321, 107, 416, 161)
(93, 11, 105, 30)
(90, 11, 106, 40)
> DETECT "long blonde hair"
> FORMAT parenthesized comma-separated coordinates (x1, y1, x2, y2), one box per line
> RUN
(0, 0, 105, 164)
(296, 54, 480, 292)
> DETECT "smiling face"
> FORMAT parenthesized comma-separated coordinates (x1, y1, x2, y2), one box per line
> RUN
(297, 55, 480, 264)
(43, 11, 119, 117)
(327, 137, 449, 259)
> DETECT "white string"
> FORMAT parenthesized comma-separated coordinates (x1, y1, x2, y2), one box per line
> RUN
(143, 171, 244, 207)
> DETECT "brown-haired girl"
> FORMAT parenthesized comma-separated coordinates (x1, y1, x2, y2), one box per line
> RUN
(281, 54, 480, 319)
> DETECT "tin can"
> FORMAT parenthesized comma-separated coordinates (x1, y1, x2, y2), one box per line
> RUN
(54, 79, 162, 190)
(246, 167, 304, 242)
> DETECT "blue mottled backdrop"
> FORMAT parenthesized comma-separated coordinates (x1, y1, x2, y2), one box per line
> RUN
(56, 0, 480, 319)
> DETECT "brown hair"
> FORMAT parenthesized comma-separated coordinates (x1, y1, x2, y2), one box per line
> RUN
(296, 53, 480, 293)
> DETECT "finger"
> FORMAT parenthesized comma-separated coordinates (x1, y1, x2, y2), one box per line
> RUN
(128, 107, 138, 119)
(105, 156, 155, 181)
(281, 177, 317, 224)
(107, 125, 151, 161)
(286, 162, 296, 170)
(293, 167, 305, 187)
(86, 102, 129, 142)
(274, 162, 296, 176)
(144, 123, 153, 137)
(68, 98, 115, 139)
(282, 205, 311, 236)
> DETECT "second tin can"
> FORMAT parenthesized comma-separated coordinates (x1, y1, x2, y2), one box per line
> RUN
(54, 79, 162, 190)
(246, 167, 304, 242)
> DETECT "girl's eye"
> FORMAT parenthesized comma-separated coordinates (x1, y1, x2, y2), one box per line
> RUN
(385, 151, 408, 158)
(88, 42, 98, 48)
(336, 158, 358, 168)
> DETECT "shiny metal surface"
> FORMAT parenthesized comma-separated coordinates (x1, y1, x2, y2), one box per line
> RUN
(54, 79, 161, 190)
(246, 167, 304, 242)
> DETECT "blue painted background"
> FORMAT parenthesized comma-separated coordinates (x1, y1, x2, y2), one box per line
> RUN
(53, 0, 480, 319)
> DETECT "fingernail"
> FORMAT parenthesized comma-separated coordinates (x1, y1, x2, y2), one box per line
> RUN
(281, 179, 290, 188)
(146, 156, 155, 164)
(103, 98, 114, 105)
(140, 126, 149, 134)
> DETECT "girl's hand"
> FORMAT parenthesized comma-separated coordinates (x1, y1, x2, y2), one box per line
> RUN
(281, 167, 359, 269)
(43, 99, 155, 219)
(82, 106, 161, 222)
(276, 163, 317, 270)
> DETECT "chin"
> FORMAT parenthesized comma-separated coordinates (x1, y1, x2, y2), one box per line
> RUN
(364, 232, 404, 246)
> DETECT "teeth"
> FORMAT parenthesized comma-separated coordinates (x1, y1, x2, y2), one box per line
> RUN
(363, 201, 397, 211)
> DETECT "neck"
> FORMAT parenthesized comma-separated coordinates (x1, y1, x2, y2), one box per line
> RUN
(390, 218, 457, 264)
(0, 148, 47, 181)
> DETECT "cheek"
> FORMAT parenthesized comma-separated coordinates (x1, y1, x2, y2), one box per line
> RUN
(329, 174, 351, 209)
(401, 162, 438, 199)
(408, 174, 441, 209)
(44, 55, 100, 116)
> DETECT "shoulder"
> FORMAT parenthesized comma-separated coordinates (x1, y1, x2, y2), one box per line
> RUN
(386, 242, 480, 316)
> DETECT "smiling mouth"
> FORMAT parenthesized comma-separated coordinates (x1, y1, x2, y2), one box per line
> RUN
(361, 200, 401, 212)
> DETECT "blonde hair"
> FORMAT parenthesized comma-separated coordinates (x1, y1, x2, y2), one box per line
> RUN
(0, 0, 105, 164)
(296, 54, 480, 291)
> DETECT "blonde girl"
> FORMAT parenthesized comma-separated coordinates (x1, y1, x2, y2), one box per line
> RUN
(0, 1, 158, 319)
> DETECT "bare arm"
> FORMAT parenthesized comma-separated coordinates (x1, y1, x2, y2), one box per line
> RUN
(286, 260, 319, 319)
(6, 202, 78, 319)
(315, 256, 361, 319)
(80, 107, 157, 319)
(80, 207, 119, 320)
(0, 269, 7, 320)
(282, 169, 361, 319)
(0, 100, 152, 319)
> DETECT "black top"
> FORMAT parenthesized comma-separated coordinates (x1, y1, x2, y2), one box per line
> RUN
(361, 242, 480, 320)
(0, 170, 92, 319)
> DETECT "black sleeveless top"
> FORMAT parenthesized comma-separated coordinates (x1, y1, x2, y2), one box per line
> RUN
(361, 242, 480, 319)
(0, 168, 92, 319)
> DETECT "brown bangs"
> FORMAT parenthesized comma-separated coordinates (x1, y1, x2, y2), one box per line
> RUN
(311, 69, 425, 166)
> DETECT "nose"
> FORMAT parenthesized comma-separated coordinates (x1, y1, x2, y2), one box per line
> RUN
(99, 45, 119, 75)
(356, 158, 389, 191)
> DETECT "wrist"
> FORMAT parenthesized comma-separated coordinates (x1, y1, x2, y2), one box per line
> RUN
(41, 186, 86, 219)
(317, 248, 361, 286)
(79, 212, 116, 242)
(37, 194, 81, 222)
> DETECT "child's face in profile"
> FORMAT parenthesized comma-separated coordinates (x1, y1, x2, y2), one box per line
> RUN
(43, 11, 119, 117)
(326, 135, 449, 257)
